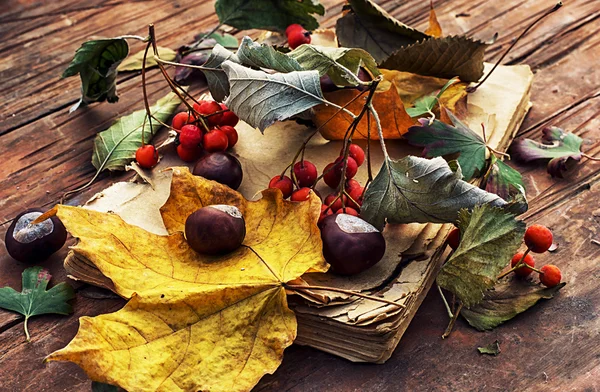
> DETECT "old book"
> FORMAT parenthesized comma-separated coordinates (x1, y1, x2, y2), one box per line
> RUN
(63, 63, 534, 363)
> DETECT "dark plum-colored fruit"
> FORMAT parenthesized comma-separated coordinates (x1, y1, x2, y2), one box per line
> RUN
(185, 205, 246, 255)
(192, 152, 243, 190)
(5, 209, 67, 263)
(319, 214, 385, 275)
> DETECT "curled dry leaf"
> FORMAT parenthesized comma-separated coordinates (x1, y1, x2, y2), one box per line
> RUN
(424, 3, 443, 38)
(46, 168, 328, 392)
(117, 46, 177, 72)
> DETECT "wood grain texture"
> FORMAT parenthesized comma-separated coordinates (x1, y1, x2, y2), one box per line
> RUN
(0, 0, 599, 391)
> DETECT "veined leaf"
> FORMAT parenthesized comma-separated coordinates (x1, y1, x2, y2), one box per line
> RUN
(222, 61, 325, 132)
(63, 38, 129, 112)
(206, 32, 239, 48)
(201, 44, 241, 102)
(215, 0, 325, 31)
(405, 110, 487, 181)
(437, 204, 526, 307)
(462, 280, 566, 331)
(336, 0, 429, 63)
(237, 36, 303, 73)
(485, 156, 526, 201)
(381, 35, 488, 82)
(0, 267, 75, 341)
(288, 44, 380, 86)
(511, 126, 583, 178)
(361, 156, 506, 230)
(91, 92, 182, 172)
(405, 77, 460, 119)
(117, 46, 177, 72)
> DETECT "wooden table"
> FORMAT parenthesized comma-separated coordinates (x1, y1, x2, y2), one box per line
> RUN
(1, 0, 599, 390)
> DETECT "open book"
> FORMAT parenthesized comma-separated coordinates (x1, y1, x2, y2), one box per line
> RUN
(63, 63, 534, 363)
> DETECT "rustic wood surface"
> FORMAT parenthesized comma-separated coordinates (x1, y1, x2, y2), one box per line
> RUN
(1, 0, 599, 390)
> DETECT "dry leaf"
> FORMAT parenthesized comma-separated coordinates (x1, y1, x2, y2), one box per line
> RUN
(424, 4, 443, 37)
(313, 69, 467, 140)
(46, 168, 328, 392)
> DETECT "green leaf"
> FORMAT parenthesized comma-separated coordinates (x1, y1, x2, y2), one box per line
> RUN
(237, 36, 303, 73)
(215, 0, 325, 32)
(484, 156, 526, 201)
(405, 77, 459, 118)
(478, 340, 501, 356)
(62, 38, 129, 112)
(201, 44, 241, 102)
(361, 156, 506, 230)
(436, 204, 526, 308)
(91, 91, 183, 172)
(336, 0, 429, 63)
(462, 280, 566, 331)
(405, 111, 487, 181)
(222, 61, 325, 132)
(288, 44, 380, 86)
(380, 35, 488, 82)
(0, 267, 75, 341)
(207, 32, 239, 48)
(511, 126, 583, 178)
(117, 46, 177, 72)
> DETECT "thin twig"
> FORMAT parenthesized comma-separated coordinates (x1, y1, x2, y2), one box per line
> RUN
(442, 302, 463, 339)
(437, 284, 454, 318)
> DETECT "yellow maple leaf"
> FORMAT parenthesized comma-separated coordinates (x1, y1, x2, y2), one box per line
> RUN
(46, 168, 328, 392)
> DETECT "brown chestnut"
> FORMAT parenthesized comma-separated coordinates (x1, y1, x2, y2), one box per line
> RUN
(5, 209, 67, 263)
(185, 205, 246, 255)
(319, 214, 385, 275)
(192, 152, 243, 190)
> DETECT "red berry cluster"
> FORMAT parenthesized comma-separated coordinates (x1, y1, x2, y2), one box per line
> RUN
(268, 144, 367, 223)
(286, 24, 311, 49)
(447, 224, 562, 287)
(171, 100, 240, 162)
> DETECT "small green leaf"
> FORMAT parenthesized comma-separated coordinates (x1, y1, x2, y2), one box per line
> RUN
(63, 38, 129, 111)
(478, 341, 501, 356)
(222, 61, 325, 132)
(237, 36, 303, 73)
(406, 77, 459, 118)
(484, 156, 526, 201)
(117, 46, 177, 72)
(405, 111, 487, 181)
(381, 35, 488, 82)
(215, 0, 325, 32)
(436, 204, 526, 308)
(336, 0, 428, 63)
(361, 156, 506, 230)
(288, 44, 380, 86)
(462, 280, 566, 331)
(207, 32, 239, 48)
(92, 91, 183, 172)
(0, 267, 75, 341)
(201, 45, 241, 102)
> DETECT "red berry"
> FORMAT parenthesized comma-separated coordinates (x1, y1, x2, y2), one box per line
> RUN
(269, 175, 294, 199)
(348, 186, 364, 210)
(177, 144, 203, 162)
(341, 144, 365, 167)
(285, 24, 305, 36)
(446, 227, 461, 250)
(179, 125, 203, 149)
(293, 160, 318, 187)
(219, 103, 239, 127)
(203, 129, 229, 152)
(135, 145, 159, 169)
(510, 252, 536, 277)
(337, 207, 359, 217)
(539, 265, 562, 287)
(324, 193, 346, 212)
(291, 187, 312, 202)
(219, 125, 238, 149)
(288, 29, 311, 49)
(524, 224, 553, 253)
(195, 100, 223, 127)
(172, 112, 193, 131)
(334, 156, 358, 179)
(346, 179, 361, 192)
(319, 204, 334, 224)
(323, 157, 358, 188)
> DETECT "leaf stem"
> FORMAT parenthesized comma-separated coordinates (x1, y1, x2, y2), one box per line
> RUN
(24, 317, 31, 342)
(467, 1, 563, 93)
(155, 57, 224, 72)
(437, 284, 454, 318)
(442, 302, 463, 339)
(582, 152, 600, 162)
(285, 284, 406, 308)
